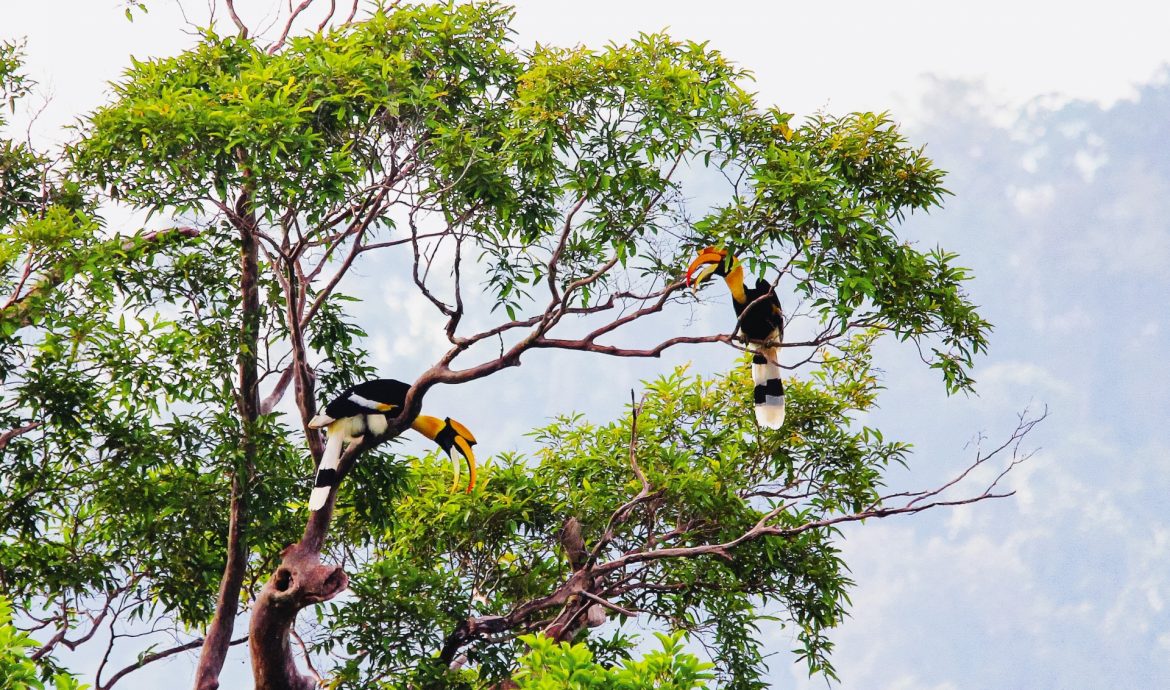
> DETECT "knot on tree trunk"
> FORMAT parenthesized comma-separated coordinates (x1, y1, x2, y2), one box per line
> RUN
(267, 544, 349, 606)
(250, 543, 349, 690)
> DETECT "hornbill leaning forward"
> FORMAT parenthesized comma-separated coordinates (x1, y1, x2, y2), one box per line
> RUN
(306, 378, 477, 510)
(686, 247, 786, 429)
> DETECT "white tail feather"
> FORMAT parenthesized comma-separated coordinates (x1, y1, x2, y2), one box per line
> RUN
(755, 397, 786, 429)
(751, 345, 785, 430)
(308, 427, 345, 511)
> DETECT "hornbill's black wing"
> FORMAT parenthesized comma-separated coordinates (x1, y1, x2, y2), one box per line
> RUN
(321, 378, 411, 420)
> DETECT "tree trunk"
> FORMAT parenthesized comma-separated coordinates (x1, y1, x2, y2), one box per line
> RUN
(250, 494, 349, 689)
(193, 474, 250, 690)
(194, 197, 260, 690)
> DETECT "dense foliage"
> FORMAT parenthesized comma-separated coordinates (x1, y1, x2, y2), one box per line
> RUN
(325, 339, 899, 688)
(0, 3, 989, 687)
(513, 633, 713, 690)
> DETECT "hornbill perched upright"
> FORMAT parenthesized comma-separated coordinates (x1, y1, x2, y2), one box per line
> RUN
(686, 247, 786, 429)
(306, 378, 477, 510)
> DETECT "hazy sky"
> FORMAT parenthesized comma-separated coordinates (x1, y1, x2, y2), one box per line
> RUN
(5, 1, 1169, 687)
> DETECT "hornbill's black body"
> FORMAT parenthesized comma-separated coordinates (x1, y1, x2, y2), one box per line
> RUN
(306, 378, 477, 510)
(686, 247, 786, 428)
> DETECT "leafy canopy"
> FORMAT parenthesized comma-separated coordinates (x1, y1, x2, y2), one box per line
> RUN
(72, 2, 984, 390)
(0, 2, 989, 687)
(324, 336, 901, 688)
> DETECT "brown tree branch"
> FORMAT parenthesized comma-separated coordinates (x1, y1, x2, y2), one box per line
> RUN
(102, 635, 248, 690)
(533, 333, 732, 358)
(341, 0, 359, 24)
(268, 0, 316, 54)
(0, 421, 39, 450)
(259, 366, 296, 416)
(224, 0, 249, 37)
(194, 183, 260, 690)
(316, 0, 337, 32)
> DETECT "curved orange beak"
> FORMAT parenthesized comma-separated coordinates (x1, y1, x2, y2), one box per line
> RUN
(448, 419, 477, 494)
(452, 435, 476, 494)
(685, 248, 728, 290)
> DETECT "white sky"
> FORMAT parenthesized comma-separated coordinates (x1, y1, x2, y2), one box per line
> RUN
(6, 1, 1170, 138)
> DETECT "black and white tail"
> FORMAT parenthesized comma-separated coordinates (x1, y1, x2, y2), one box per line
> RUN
(751, 346, 785, 429)
(308, 417, 345, 511)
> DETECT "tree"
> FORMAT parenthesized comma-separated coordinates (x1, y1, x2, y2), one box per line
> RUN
(0, 2, 1034, 689)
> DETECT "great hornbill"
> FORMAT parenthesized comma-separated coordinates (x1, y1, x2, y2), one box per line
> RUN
(686, 247, 786, 429)
(306, 378, 477, 510)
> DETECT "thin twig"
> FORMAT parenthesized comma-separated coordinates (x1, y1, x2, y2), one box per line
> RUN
(224, 0, 248, 37)
(268, 0, 316, 54)
(100, 635, 248, 690)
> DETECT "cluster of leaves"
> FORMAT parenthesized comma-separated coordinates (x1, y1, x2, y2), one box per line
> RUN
(322, 334, 904, 688)
(463, 32, 756, 315)
(512, 633, 712, 689)
(0, 598, 87, 690)
(73, 3, 521, 228)
(72, 4, 985, 395)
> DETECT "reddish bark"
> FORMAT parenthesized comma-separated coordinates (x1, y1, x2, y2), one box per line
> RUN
(250, 542, 348, 690)
(194, 196, 259, 690)
(248, 438, 368, 688)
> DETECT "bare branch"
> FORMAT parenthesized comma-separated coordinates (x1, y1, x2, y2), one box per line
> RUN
(259, 366, 296, 415)
(533, 333, 732, 358)
(316, 0, 337, 32)
(100, 635, 248, 690)
(905, 408, 1046, 508)
(342, 0, 359, 24)
(224, 0, 249, 37)
(545, 195, 589, 302)
(445, 231, 465, 343)
(268, 0, 316, 54)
